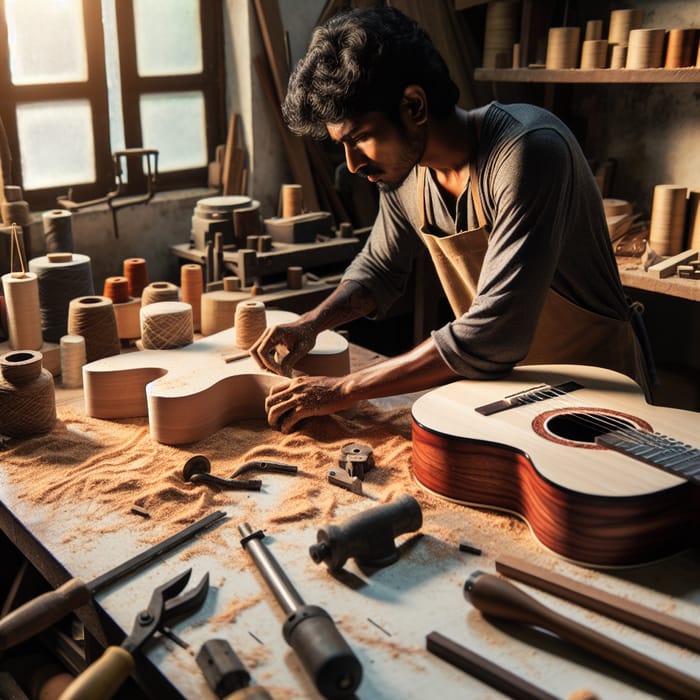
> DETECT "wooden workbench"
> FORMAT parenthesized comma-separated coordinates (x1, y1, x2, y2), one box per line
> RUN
(1, 346, 699, 700)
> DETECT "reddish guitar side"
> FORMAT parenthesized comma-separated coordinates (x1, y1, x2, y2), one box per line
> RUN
(411, 364, 699, 567)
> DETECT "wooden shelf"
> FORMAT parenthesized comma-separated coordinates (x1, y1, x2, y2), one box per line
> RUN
(475, 67, 700, 84)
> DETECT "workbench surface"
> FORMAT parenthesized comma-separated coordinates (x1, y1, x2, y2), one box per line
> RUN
(2, 346, 699, 700)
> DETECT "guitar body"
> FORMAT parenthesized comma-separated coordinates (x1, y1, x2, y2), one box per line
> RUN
(411, 364, 699, 567)
(83, 310, 349, 445)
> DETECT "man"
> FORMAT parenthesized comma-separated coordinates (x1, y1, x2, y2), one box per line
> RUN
(251, 6, 652, 433)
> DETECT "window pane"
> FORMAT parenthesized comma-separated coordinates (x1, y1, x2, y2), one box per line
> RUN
(6, 0, 87, 85)
(101, 0, 126, 153)
(133, 0, 202, 76)
(17, 101, 95, 189)
(140, 92, 207, 172)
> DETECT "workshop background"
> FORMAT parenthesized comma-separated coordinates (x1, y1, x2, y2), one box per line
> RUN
(0, 1, 699, 699)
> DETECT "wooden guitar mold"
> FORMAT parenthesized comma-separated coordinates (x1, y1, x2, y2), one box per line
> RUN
(83, 310, 349, 445)
(411, 364, 700, 567)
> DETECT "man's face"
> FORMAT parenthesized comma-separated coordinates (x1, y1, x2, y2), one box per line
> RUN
(327, 111, 425, 192)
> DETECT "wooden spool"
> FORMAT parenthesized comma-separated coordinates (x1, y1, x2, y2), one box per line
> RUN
(180, 263, 203, 332)
(665, 28, 697, 68)
(546, 27, 581, 69)
(608, 8, 644, 47)
(626, 28, 666, 69)
(580, 39, 608, 69)
(235, 300, 267, 349)
(281, 184, 304, 218)
(481, 0, 518, 69)
(648, 185, 688, 256)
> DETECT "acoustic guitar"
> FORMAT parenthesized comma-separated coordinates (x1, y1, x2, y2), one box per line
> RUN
(411, 364, 700, 567)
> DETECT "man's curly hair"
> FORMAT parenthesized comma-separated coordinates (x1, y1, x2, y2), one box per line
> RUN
(282, 6, 459, 139)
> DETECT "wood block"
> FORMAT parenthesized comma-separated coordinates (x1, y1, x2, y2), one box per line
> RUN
(647, 249, 698, 278)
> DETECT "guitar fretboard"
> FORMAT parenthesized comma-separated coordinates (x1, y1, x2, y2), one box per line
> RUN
(596, 428, 700, 485)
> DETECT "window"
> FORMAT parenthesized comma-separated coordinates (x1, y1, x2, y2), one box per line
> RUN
(0, 0, 225, 211)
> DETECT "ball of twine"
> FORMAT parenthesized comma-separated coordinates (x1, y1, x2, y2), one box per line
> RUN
(60, 335, 86, 388)
(235, 300, 267, 349)
(123, 257, 148, 298)
(0, 354, 56, 437)
(141, 281, 179, 307)
(140, 301, 194, 349)
(67, 296, 121, 362)
(103, 276, 131, 304)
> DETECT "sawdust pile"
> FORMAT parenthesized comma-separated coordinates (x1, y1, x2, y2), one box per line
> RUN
(0, 399, 449, 545)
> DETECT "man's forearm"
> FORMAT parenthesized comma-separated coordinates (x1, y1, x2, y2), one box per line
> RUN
(343, 336, 461, 401)
(298, 279, 376, 333)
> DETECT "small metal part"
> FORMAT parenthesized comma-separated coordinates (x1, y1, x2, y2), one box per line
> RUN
(130, 505, 151, 519)
(230, 460, 299, 479)
(338, 442, 374, 480)
(196, 638, 251, 697)
(459, 542, 482, 556)
(183, 455, 262, 491)
(327, 468, 363, 495)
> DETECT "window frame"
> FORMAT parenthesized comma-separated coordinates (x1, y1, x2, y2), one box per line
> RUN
(0, 0, 225, 211)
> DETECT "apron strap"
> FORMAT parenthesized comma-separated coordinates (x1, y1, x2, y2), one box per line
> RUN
(469, 160, 487, 230)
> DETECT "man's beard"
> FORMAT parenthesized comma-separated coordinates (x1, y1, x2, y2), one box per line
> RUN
(359, 137, 424, 193)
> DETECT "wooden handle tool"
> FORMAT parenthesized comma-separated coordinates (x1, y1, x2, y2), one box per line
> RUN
(59, 646, 134, 700)
(464, 571, 700, 700)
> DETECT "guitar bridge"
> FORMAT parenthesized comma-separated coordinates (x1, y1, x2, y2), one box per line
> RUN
(596, 429, 700, 485)
(475, 381, 583, 416)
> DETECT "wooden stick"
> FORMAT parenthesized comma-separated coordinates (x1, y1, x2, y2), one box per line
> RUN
(496, 554, 700, 653)
(426, 631, 559, 700)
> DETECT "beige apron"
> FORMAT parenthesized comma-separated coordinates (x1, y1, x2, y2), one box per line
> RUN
(417, 164, 650, 394)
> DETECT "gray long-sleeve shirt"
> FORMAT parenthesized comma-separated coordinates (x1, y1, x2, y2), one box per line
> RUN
(341, 102, 631, 379)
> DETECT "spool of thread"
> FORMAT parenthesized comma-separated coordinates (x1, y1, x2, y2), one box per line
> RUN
(608, 9, 644, 47)
(180, 264, 203, 332)
(103, 276, 130, 304)
(3, 186, 22, 203)
(580, 39, 608, 69)
(626, 28, 666, 69)
(665, 28, 697, 68)
(123, 257, 149, 298)
(42, 209, 73, 253)
(610, 44, 628, 69)
(686, 191, 700, 251)
(60, 335, 86, 388)
(648, 185, 688, 256)
(585, 20, 603, 42)
(140, 301, 194, 349)
(481, 0, 519, 69)
(67, 296, 121, 362)
(141, 281, 179, 306)
(28, 253, 94, 343)
(545, 27, 581, 69)
(234, 300, 266, 349)
(1, 200, 31, 226)
(281, 184, 304, 218)
(1, 271, 43, 350)
(0, 350, 56, 438)
(287, 266, 304, 290)
(201, 290, 247, 336)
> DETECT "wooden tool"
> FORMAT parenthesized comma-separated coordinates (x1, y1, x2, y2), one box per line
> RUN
(411, 364, 700, 567)
(0, 511, 225, 651)
(426, 631, 558, 700)
(464, 571, 700, 700)
(495, 554, 700, 652)
(83, 309, 349, 444)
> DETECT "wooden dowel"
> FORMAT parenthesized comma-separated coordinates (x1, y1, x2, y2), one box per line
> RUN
(496, 554, 700, 653)
(426, 631, 559, 700)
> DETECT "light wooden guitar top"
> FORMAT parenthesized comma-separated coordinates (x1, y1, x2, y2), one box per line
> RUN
(83, 310, 349, 444)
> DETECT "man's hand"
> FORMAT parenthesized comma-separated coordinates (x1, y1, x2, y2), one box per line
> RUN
(249, 321, 317, 376)
(265, 374, 354, 433)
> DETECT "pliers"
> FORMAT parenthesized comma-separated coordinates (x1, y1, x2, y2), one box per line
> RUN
(59, 568, 209, 700)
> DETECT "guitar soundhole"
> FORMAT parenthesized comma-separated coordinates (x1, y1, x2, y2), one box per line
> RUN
(533, 408, 653, 450)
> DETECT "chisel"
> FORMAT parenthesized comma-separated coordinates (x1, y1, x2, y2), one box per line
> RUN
(0, 510, 226, 650)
